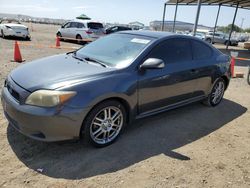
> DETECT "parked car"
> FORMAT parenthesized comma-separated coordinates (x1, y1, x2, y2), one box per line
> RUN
(105, 26, 131, 34)
(0, 19, 30, 40)
(188, 32, 205, 40)
(205, 32, 238, 46)
(1, 31, 231, 147)
(57, 19, 105, 43)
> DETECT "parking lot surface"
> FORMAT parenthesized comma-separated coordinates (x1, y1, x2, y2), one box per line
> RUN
(0, 23, 250, 188)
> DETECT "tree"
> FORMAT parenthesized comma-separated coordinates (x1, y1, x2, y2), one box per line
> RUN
(217, 24, 243, 33)
(244, 28, 250, 33)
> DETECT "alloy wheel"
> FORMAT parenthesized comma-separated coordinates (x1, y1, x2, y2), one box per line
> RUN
(90, 106, 123, 145)
(211, 81, 225, 105)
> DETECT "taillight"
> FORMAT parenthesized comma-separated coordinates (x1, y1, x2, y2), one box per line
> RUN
(86, 30, 93, 34)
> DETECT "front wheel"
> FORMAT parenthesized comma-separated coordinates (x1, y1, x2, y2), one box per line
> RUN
(203, 78, 225, 107)
(56, 32, 63, 41)
(225, 41, 231, 46)
(206, 38, 212, 43)
(82, 100, 127, 147)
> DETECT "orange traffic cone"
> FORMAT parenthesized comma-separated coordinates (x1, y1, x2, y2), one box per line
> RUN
(231, 57, 235, 78)
(12, 41, 24, 63)
(56, 37, 60, 48)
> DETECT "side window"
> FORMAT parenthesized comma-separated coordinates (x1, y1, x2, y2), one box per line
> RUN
(63, 22, 71, 28)
(77, 23, 85, 28)
(70, 22, 78, 28)
(192, 40, 212, 60)
(148, 38, 192, 64)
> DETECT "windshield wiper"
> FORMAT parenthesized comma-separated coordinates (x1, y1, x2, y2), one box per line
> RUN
(83, 56, 108, 68)
(67, 52, 108, 68)
(68, 51, 87, 62)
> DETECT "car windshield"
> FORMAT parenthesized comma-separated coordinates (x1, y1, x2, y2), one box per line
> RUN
(76, 34, 153, 68)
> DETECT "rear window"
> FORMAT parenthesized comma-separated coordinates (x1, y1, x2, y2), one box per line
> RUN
(87, 22, 104, 29)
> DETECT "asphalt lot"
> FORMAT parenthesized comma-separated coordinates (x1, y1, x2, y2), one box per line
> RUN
(0, 23, 250, 188)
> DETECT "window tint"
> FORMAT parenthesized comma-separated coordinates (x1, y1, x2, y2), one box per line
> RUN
(70, 22, 78, 28)
(77, 23, 85, 28)
(64, 22, 71, 28)
(87, 22, 104, 29)
(192, 40, 212, 60)
(148, 38, 192, 63)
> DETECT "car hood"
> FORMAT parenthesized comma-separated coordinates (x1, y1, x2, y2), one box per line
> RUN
(10, 54, 115, 91)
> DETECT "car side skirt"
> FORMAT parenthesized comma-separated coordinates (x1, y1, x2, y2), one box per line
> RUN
(136, 95, 206, 119)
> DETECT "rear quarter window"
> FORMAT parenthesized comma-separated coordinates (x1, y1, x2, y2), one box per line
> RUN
(192, 40, 213, 60)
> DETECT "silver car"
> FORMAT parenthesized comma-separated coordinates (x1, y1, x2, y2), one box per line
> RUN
(205, 32, 238, 46)
(57, 19, 105, 43)
(0, 20, 30, 40)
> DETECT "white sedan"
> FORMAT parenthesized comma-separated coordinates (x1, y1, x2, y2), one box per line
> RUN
(0, 20, 30, 40)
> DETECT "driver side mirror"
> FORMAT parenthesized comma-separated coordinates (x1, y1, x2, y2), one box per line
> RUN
(61, 25, 65, 28)
(140, 58, 165, 70)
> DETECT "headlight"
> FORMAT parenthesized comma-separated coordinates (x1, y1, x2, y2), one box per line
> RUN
(25, 90, 76, 107)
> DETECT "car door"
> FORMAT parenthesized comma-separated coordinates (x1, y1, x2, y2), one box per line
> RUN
(60, 22, 71, 38)
(213, 33, 220, 43)
(191, 40, 215, 97)
(67, 22, 78, 38)
(138, 38, 198, 114)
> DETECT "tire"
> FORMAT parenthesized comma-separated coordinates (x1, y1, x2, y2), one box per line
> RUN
(1, 30, 5, 38)
(203, 78, 225, 107)
(206, 38, 212, 43)
(76, 34, 83, 44)
(224, 41, 231, 46)
(25, 36, 31, 41)
(82, 100, 127, 147)
(56, 32, 63, 41)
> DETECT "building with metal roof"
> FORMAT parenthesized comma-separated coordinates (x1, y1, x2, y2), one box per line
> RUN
(162, 0, 250, 49)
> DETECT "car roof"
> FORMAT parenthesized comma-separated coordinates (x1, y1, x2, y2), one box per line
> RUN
(70, 19, 102, 24)
(119, 30, 181, 39)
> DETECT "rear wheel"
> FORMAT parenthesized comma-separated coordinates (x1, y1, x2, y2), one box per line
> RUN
(1, 30, 5, 38)
(25, 36, 31, 41)
(76, 34, 83, 44)
(82, 100, 127, 147)
(225, 40, 231, 46)
(203, 78, 225, 107)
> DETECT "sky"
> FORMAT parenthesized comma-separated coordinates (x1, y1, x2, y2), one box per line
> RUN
(0, 0, 250, 28)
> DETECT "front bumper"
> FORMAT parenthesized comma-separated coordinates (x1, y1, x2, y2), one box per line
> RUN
(1, 86, 90, 142)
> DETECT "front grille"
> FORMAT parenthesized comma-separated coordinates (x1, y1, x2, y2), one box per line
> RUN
(6, 82, 20, 102)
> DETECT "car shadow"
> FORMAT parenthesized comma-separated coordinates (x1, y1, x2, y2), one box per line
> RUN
(1, 36, 31, 41)
(60, 39, 87, 46)
(7, 99, 247, 179)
